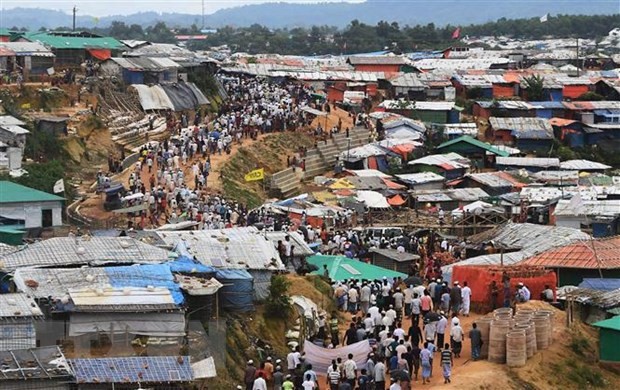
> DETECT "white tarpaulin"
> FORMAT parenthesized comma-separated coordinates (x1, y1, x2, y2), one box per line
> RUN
(304, 339, 371, 373)
(356, 190, 390, 209)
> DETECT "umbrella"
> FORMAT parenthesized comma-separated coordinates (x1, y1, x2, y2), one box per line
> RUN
(390, 369, 411, 381)
(403, 275, 423, 287)
(210, 131, 221, 140)
(424, 311, 441, 322)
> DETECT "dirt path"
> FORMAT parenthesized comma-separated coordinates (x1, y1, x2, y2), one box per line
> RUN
(77, 107, 353, 225)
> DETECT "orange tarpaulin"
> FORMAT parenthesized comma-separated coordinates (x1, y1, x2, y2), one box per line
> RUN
(88, 48, 111, 60)
(387, 194, 407, 206)
(382, 179, 406, 190)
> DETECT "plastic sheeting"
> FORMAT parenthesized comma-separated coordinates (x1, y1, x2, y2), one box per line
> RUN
(168, 255, 215, 274)
(303, 339, 371, 373)
(215, 269, 254, 312)
(131, 82, 209, 111)
(69, 312, 186, 337)
(356, 190, 390, 209)
(105, 264, 185, 305)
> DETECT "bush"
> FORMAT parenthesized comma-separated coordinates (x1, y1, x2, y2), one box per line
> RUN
(265, 275, 292, 319)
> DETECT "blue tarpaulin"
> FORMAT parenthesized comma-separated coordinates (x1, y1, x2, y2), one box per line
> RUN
(168, 256, 215, 274)
(215, 269, 254, 312)
(579, 278, 620, 291)
(105, 264, 185, 305)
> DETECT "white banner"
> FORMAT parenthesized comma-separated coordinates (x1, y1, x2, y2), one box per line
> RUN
(303, 339, 371, 374)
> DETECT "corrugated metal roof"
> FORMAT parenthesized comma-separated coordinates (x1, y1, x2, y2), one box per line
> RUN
(25, 31, 124, 50)
(348, 56, 408, 65)
(466, 172, 520, 188)
(554, 199, 620, 218)
(389, 73, 425, 88)
(414, 58, 512, 70)
(14, 263, 185, 305)
(0, 181, 63, 204)
(109, 57, 181, 71)
(442, 222, 590, 277)
(69, 356, 193, 383)
(125, 42, 194, 58)
(558, 287, 620, 309)
(156, 227, 285, 271)
(0, 237, 170, 272)
(68, 287, 177, 312)
(408, 153, 469, 169)
(496, 156, 560, 168)
(445, 187, 490, 201)
(489, 117, 553, 139)
(560, 159, 612, 171)
(0, 293, 42, 318)
(521, 236, 620, 269)
(370, 248, 420, 262)
(0, 346, 70, 381)
(379, 100, 456, 111)
(396, 172, 445, 184)
(0, 42, 54, 57)
(436, 136, 510, 157)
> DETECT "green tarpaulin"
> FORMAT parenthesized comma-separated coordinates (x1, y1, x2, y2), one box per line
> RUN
(307, 255, 406, 281)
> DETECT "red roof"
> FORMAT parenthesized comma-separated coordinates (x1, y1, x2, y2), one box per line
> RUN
(520, 236, 620, 269)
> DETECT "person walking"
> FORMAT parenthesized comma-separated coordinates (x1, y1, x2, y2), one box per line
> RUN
(461, 281, 472, 316)
(440, 343, 453, 384)
(450, 319, 465, 358)
(373, 357, 386, 390)
(469, 322, 483, 361)
(420, 342, 432, 385)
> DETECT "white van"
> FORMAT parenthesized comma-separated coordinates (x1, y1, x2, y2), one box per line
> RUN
(364, 226, 404, 241)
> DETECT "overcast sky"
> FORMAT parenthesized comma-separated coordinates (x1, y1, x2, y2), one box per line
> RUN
(0, 0, 363, 16)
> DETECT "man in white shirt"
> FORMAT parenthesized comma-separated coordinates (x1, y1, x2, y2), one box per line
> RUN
(363, 313, 375, 334)
(374, 358, 386, 389)
(252, 372, 267, 390)
(360, 283, 372, 314)
(385, 305, 397, 324)
(348, 286, 359, 313)
(461, 281, 472, 316)
(393, 288, 404, 314)
(411, 293, 422, 325)
(343, 353, 357, 387)
(368, 305, 382, 327)
(403, 285, 414, 317)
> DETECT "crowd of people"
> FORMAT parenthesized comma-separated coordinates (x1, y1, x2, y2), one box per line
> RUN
(111, 74, 330, 228)
(239, 274, 484, 389)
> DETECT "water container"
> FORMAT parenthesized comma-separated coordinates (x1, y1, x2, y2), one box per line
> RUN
(506, 330, 527, 367)
(489, 319, 510, 364)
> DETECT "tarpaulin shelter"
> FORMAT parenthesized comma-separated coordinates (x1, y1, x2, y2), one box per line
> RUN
(451, 265, 557, 311)
(307, 255, 406, 281)
(356, 190, 390, 209)
(131, 82, 210, 112)
(387, 194, 407, 206)
(215, 269, 254, 312)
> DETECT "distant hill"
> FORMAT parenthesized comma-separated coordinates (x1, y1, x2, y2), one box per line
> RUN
(0, 1, 617, 30)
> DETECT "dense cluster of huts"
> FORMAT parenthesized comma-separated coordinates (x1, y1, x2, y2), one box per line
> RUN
(0, 227, 312, 388)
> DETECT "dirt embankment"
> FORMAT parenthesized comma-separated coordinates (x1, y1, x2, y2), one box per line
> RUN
(219, 132, 316, 207)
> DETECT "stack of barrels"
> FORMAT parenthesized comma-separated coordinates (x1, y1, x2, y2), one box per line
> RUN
(487, 307, 553, 366)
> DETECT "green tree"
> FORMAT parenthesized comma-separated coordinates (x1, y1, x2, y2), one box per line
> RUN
(145, 22, 176, 43)
(265, 275, 292, 319)
(522, 75, 545, 101)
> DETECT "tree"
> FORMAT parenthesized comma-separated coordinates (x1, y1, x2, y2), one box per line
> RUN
(522, 75, 545, 101)
(145, 22, 176, 43)
(265, 275, 292, 318)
